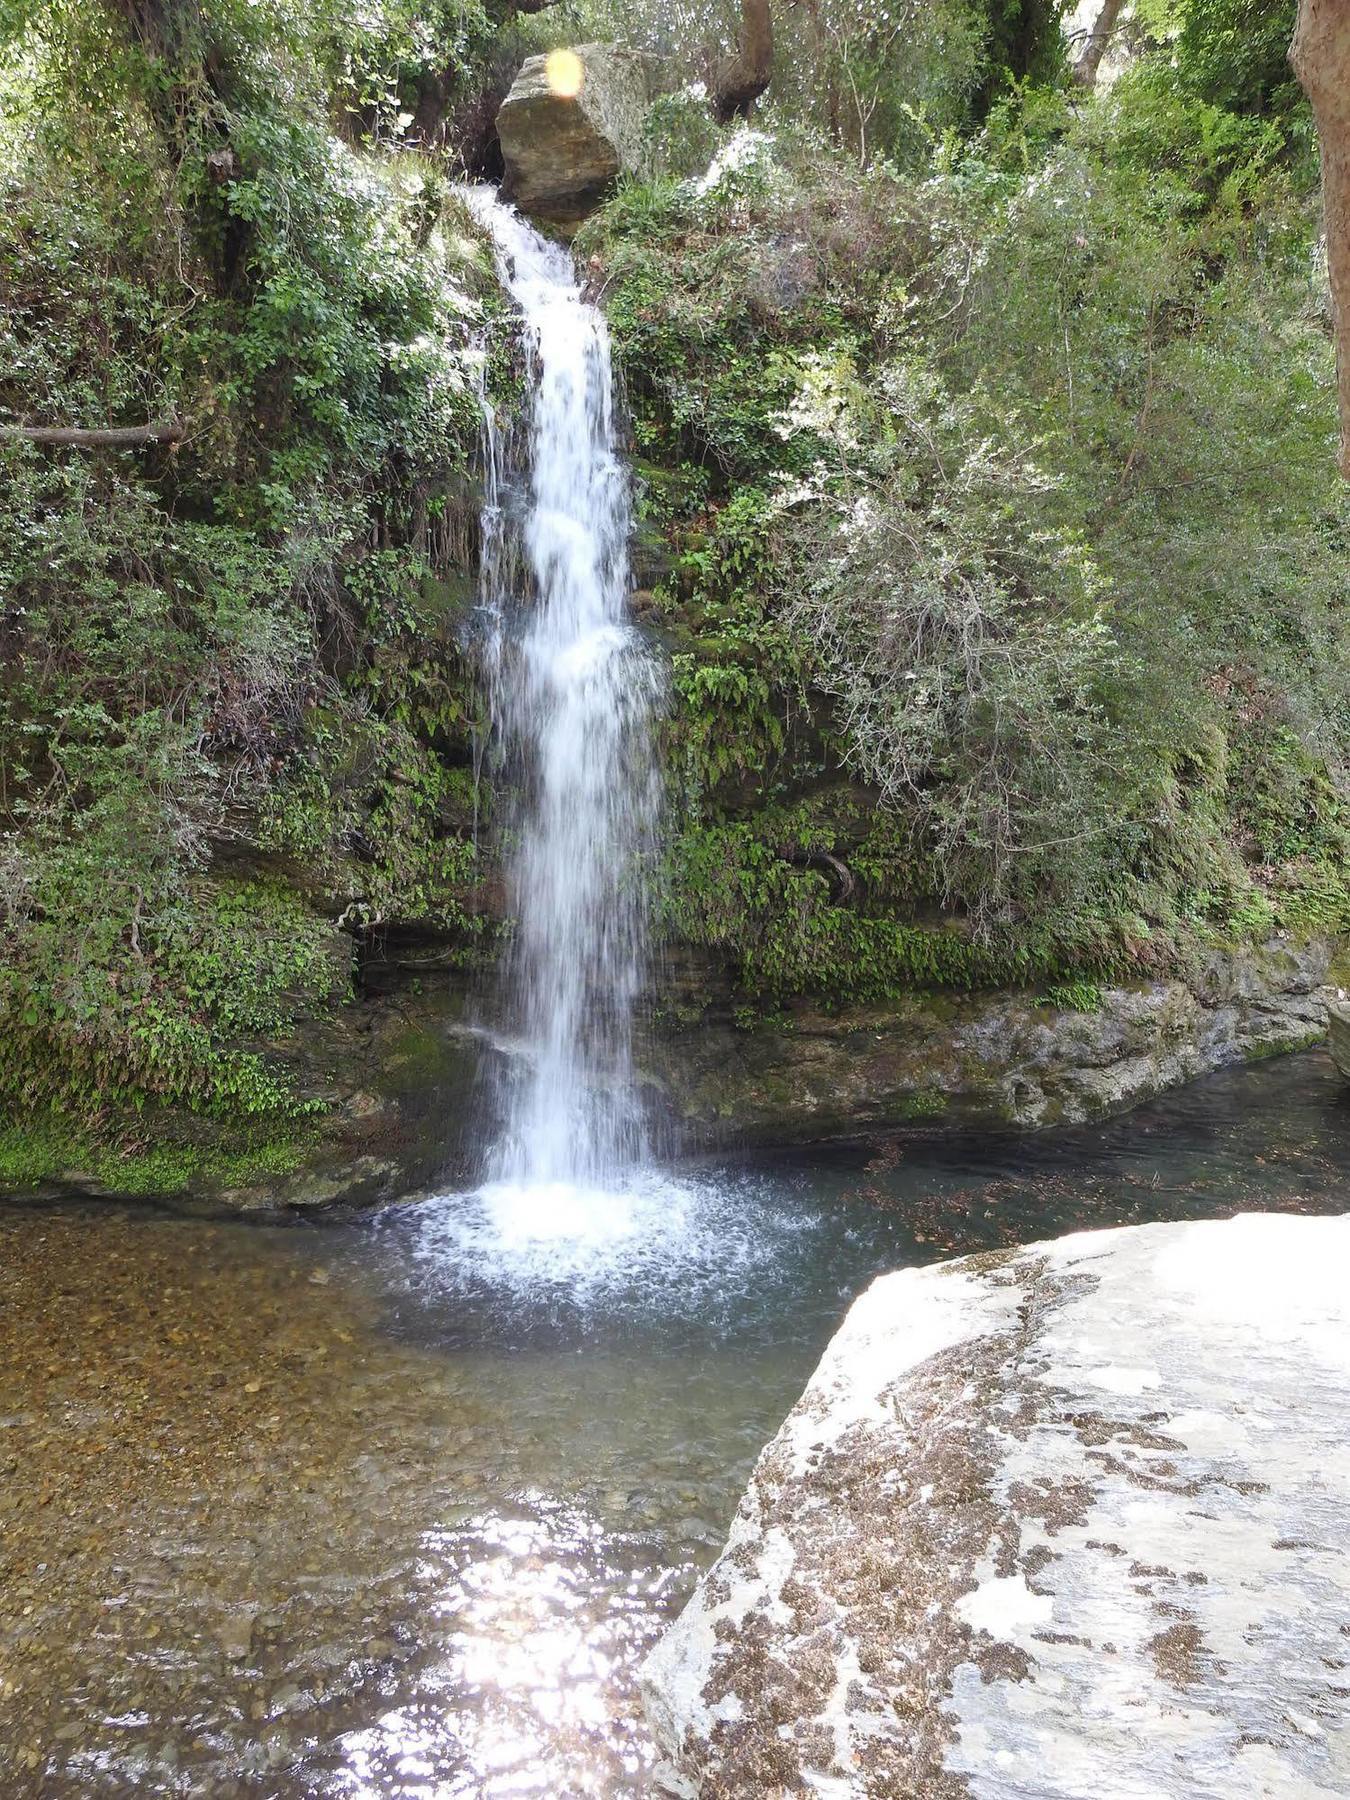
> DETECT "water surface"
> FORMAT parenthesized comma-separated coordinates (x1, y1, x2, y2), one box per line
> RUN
(2, 1050, 1348, 1797)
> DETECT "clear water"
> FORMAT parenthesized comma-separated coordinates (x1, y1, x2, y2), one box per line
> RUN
(2, 1052, 1348, 1797)
(463, 191, 662, 1190)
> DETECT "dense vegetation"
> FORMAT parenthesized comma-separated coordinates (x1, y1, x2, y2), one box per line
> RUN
(590, 55, 1348, 1004)
(0, 0, 1344, 1176)
(0, 1, 516, 1137)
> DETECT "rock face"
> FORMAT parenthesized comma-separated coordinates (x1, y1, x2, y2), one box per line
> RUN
(1328, 995, 1350, 1079)
(647, 935, 1334, 1141)
(496, 44, 662, 221)
(643, 1214, 1350, 1798)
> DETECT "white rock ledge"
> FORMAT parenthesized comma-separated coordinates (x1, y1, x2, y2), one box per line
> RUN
(642, 1214, 1350, 1798)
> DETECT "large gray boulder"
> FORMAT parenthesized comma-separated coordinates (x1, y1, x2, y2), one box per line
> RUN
(1328, 995, 1350, 1079)
(496, 44, 664, 222)
(643, 1214, 1350, 1798)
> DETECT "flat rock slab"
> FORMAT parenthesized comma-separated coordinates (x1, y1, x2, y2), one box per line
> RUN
(643, 1214, 1350, 1798)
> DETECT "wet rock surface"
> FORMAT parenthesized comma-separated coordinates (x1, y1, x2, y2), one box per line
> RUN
(643, 1212, 1350, 1799)
(649, 934, 1335, 1145)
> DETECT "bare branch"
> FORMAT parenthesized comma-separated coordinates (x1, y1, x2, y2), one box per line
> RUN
(0, 418, 184, 449)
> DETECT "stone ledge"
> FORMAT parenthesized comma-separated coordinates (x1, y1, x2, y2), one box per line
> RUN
(645, 935, 1337, 1142)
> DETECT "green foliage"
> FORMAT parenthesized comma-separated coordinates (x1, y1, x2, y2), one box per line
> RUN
(0, 1111, 316, 1196)
(660, 486, 808, 795)
(578, 0, 994, 166)
(766, 0, 990, 163)
(640, 90, 724, 181)
(0, 0, 505, 1120)
(1157, 0, 1303, 125)
(592, 83, 1350, 1010)
(776, 349, 1134, 934)
(973, 0, 1066, 115)
(1040, 982, 1104, 1012)
(321, 0, 494, 143)
(0, 865, 348, 1115)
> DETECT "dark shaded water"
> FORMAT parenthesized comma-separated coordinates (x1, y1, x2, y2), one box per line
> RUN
(2, 1051, 1347, 1796)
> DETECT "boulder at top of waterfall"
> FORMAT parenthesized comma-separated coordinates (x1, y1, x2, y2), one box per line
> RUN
(642, 1213, 1350, 1799)
(496, 44, 665, 221)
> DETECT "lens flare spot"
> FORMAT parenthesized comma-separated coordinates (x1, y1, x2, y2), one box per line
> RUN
(545, 48, 585, 98)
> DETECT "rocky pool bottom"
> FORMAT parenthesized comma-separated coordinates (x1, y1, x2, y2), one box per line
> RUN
(2, 1051, 1348, 1798)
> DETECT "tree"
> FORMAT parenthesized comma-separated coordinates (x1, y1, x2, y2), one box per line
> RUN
(1292, 0, 1350, 476)
(1072, 0, 1126, 88)
(710, 0, 773, 122)
(972, 0, 1065, 117)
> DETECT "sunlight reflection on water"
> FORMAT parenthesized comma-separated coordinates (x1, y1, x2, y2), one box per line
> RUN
(335, 1497, 672, 1798)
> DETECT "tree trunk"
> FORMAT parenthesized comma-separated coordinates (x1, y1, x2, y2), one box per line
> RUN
(0, 419, 184, 448)
(1292, 0, 1350, 477)
(710, 0, 773, 123)
(1073, 0, 1127, 88)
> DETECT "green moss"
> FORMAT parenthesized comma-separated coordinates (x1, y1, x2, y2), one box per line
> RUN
(1241, 1027, 1325, 1065)
(0, 1112, 318, 1198)
(1039, 982, 1105, 1013)
(894, 1088, 949, 1120)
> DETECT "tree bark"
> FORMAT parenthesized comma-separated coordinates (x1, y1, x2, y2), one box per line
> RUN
(1073, 0, 1127, 88)
(1292, 0, 1350, 477)
(0, 419, 184, 448)
(710, 0, 774, 123)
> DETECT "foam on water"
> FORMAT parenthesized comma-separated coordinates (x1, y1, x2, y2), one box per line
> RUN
(404, 1169, 816, 1317)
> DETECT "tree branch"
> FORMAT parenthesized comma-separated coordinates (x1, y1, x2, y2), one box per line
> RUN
(1073, 0, 1127, 89)
(0, 418, 184, 449)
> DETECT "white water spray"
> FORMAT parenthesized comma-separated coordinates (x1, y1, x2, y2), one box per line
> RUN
(466, 191, 662, 1193)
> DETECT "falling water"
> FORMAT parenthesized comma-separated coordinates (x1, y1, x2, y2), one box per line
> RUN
(466, 190, 662, 1191)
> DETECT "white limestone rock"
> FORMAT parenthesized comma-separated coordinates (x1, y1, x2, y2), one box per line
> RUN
(643, 1213, 1350, 1798)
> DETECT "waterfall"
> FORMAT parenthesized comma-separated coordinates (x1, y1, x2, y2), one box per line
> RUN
(466, 190, 662, 1193)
